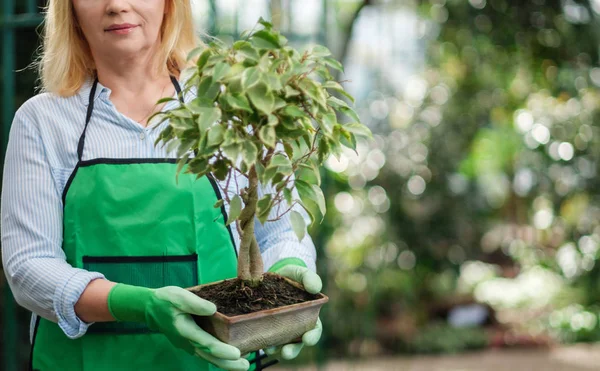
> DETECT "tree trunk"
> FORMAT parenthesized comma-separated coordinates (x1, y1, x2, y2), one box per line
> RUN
(237, 166, 264, 287)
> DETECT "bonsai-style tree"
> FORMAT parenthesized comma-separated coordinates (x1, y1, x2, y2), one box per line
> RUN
(153, 19, 370, 288)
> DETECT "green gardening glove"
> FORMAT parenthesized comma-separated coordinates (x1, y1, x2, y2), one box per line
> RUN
(108, 284, 250, 371)
(266, 258, 323, 360)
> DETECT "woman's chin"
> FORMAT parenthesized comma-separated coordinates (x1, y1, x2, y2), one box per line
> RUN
(102, 45, 152, 61)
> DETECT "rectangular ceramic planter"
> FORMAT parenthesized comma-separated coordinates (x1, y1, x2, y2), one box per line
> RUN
(187, 273, 329, 355)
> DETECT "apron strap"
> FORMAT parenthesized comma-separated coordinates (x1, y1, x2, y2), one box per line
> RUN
(77, 78, 99, 161)
(170, 75, 183, 102)
(77, 76, 184, 162)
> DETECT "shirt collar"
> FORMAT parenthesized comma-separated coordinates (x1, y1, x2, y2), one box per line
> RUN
(79, 76, 111, 107)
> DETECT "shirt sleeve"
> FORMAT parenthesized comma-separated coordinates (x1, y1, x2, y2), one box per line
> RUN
(1, 105, 105, 339)
(254, 181, 317, 272)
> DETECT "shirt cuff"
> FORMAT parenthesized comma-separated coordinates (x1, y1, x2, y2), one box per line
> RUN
(53, 269, 105, 339)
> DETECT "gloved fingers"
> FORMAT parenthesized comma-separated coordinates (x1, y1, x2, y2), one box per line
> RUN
(157, 286, 217, 316)
(264, 345, 281, 356)
(166, 333, 195, 355)
(174, 315, 242, 360)
(275, 266, 322, 294)
(196, 350, 250, 371)
(281, 342, 304, 360)
(302, 318, 323, 346)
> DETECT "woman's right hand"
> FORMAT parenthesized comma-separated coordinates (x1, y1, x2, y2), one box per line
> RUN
(108, 284, 249, 371)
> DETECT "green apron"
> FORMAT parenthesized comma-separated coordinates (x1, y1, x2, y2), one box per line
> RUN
(29, 77, 242, 370)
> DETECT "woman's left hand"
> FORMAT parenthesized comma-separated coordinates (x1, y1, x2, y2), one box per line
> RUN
(266, 260, 323, 360)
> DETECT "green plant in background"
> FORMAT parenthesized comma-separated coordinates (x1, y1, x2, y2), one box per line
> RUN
(320, 0, 600, 354)
(410, 323, 489, 354)
(152, 18, 371, 287)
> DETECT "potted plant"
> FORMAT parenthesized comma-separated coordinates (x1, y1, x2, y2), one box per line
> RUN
(152, 18, 370, 354)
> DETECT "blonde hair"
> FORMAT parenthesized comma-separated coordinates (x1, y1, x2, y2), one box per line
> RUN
(38, 0, 199, 96)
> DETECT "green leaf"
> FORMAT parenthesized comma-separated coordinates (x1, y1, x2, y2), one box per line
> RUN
(177, 138, 195, 158)
(207, 125, 225, 146)
(223, 63, 245, 80)
(323, 56, 344, 73)
(196, 107, 222, 133)
(256, 195, 273, 224)
(320, 111, 337, 134)
(233, 40, 251, 50)
(212, 62, 231, 82)
(157, 97, 177, 104)
(317, 137, 330, 164)
(222, 143, 242, 162)
(214, 199, 224, 208)
(323, 81, 355, 103)
(187, 97, 214, 113)
(247, 83, 275, 115)
(188, 157, 209, 176)
(299, 79, 327, 109)
(197, 76, 220, 101)
(251, 30, 281, 49)
(298, 162, 321, 186)
(266, 73, 283, 91)
(311, 45, 332, 58)
(295, 179, 316, 204)
(281, 105, 306, 118)
(176, 155, 189, 182)
(290, 210, 306, 241)
(237, 44, 260, 63)
(222, 93, 253, 113)
(255, 161, 266, 183)
(197, 49, 212, 70)
(298, 200, 316, 226)
(344, 122, 372, 138)
(259, 125, 276, 148)
(285, 86, 301, 98)
(340, 106, 360, 122)
(212, 159, 229, 181)
(340, 127, 357, 151)
(312, 184, 326, 217)
(315, 68, 332, 82)
(268, 153, 293, 176)
(171, 109, 193, 119)
(280, 116, 298, 130)
(267, 114, 279, 127)
(258, 17, 273, 29)
(165, 137, 181, 154)
(273, 97, 287, 112)
(242, 66, 261, 90)
(187, 47, 204, 61)
(269, 153, 292, 168)
(242, 141, 258, 166)
(227, 195, 242, 225)
(206, 54, 226, 68)
(283, 187, 293, 205)
(168, 117, 192, 132)
(283, 142, 294, 159)
(327, 95, 350, 109)
(223, 129, 236, 146)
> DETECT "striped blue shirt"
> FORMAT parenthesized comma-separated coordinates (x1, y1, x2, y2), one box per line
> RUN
(1, 77, 316, 341)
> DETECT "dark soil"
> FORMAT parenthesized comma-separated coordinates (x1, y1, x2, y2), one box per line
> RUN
(191, 274, 320, 316)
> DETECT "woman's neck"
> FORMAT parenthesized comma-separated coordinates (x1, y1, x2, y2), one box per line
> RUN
(94, 51, 172, 97)
(92, 52, 176, 127)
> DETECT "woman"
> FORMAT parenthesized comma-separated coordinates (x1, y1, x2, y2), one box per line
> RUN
(1, 0, 323, 370)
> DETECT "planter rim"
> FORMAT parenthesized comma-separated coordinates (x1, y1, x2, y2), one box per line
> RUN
(187, 272, 329, 324)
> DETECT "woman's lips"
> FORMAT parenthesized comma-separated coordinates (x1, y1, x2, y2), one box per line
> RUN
(105, 24, 138, 35)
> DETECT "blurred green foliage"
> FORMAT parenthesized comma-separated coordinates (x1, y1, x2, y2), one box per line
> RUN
(320, 0, 600, 358)
(410, 323, 489, 354)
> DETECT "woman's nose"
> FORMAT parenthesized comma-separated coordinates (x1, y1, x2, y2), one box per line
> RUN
(105, 0, 131, 15)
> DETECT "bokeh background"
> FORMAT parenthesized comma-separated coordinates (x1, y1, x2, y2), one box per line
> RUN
(3, 0, 600, 370)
